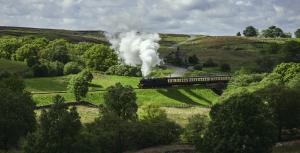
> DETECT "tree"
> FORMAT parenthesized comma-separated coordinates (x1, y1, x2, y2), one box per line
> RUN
(85, 104, 182, 153)
(255, 56, 277, 72)
(200, 91, 277, 153)
(24, 95, 82, 153)
(83, 44, 118, 71)
(203, 58, 217, 67)
(39, 39, 70, 63)
(106, 65, 142, 77)
(281, 41, 300, 62)
(104, 83, 138, 120)
(188, 54, 199, 65)
(262, 26, 290, 38)
(255, 85, 300, 140)
(295, 29, 300, 38)
(64, 62, 82, 75)
(236, 32, 241, 36)
(272, 63, 300, 83)
(0, 37, 21, 59)
(13, 44, 39, 62)
(32, 64, 48, 77)
(78, 69, 94, 82)
(220, 63, 231, 72)
(0, 75, 36, 150)
(68, 74, 90, 102)
(243, 26, 258, 37)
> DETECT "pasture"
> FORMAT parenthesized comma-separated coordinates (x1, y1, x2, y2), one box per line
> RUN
(25, 73, 218, 107)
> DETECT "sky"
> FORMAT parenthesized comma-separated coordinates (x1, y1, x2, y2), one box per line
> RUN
(0, 0, 299, 35)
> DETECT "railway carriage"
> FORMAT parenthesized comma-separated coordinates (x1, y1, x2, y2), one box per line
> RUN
(139, 74, 232, 88)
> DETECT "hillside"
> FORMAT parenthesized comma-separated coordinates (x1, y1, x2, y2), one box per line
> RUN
(0, 26, 108, 44)
(2, 26, 299, 71)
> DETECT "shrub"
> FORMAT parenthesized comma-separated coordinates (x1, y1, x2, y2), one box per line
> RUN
(39, 39, 70, 63)
(243, 26, 258, 37)
(24, 95, 82, 153)
(0, 76, 36, 150)
(182, 114, 209, 144)
(68, 71, 92, 102)
(188, 54, 199, 65)
(83, 44, 118, 71)
(220, 63, 231, 72)
(46, 61, 64, 76)
(104, 83, 137, 120)
(295, 29, 300, 38)
(64, 62, 82, 75)
(78, 69, 93, 82)
(85, 104, 182, 153)
(193, 64, 203, 70)
(200, 91, 277, 153)
(32, 61, 64, 77)
(203, 58, 218, 67)
(106, 65, 142, 77)
(32, 64, 48, 77)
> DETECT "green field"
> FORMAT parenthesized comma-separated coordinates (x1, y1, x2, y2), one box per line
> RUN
(25, 74, 218, 107)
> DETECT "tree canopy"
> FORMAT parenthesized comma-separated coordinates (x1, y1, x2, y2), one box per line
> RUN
(0, 75, 36, 150)
(295, 29, 300, 38)
(262, 26, 291, 38)
(83, 44, 118, 71)
(24, 95, 82, 153)
(200, 91, 277, 153)
(104, 83, 138, 120)
(243, 26, 258, 37)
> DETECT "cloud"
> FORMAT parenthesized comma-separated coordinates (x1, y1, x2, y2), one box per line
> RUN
(0, 0, 299, 35)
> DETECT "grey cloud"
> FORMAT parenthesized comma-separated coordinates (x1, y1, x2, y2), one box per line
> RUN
(0, 0, 299, 35)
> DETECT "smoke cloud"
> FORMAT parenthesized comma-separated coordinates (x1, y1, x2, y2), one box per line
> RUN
(106, 31, 162, 76)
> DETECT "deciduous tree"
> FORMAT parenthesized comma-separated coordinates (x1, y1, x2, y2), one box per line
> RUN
(104, 83, 138, 120)
(200, 91, 277, 153)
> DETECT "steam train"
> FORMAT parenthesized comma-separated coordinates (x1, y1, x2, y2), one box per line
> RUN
(138, 74, 232, 88)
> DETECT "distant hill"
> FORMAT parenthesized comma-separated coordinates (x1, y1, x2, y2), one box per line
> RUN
(1, 26, 299, 71)
(0, 26, 108, 44)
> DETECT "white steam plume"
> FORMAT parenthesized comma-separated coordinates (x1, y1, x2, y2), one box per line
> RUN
(106, 31, 162, 76)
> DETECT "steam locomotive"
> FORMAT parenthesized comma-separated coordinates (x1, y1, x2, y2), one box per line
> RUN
(138, 74, 232, 88)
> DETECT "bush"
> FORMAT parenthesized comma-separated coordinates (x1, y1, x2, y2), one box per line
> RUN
(39, 39, 70, 63)
(78, 69, 93, 82)
(182, 114, 209, 144)
(104, 83, 137, 120)
(200, 91, 277, 153)
(31, 61, 64, 77)
(193, 64, 203, 70)
(24, 95, 82, 153)
(188, 54, 199, 65)
(46, 61, 64, 76)
(68, 70, 93, 102)
(106, 65, 142, 77)
(203, 58, 218, 67)
(0, 76, 36, 150)
(243, 26, 258, 37)
(220, 63, 231, 72)
(32, 64, 48, 77)
(83, 44, 118, 71)
(64, 62, 82, 75)
(85, 104, 182, 153)
(295, 29, 300, 38)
